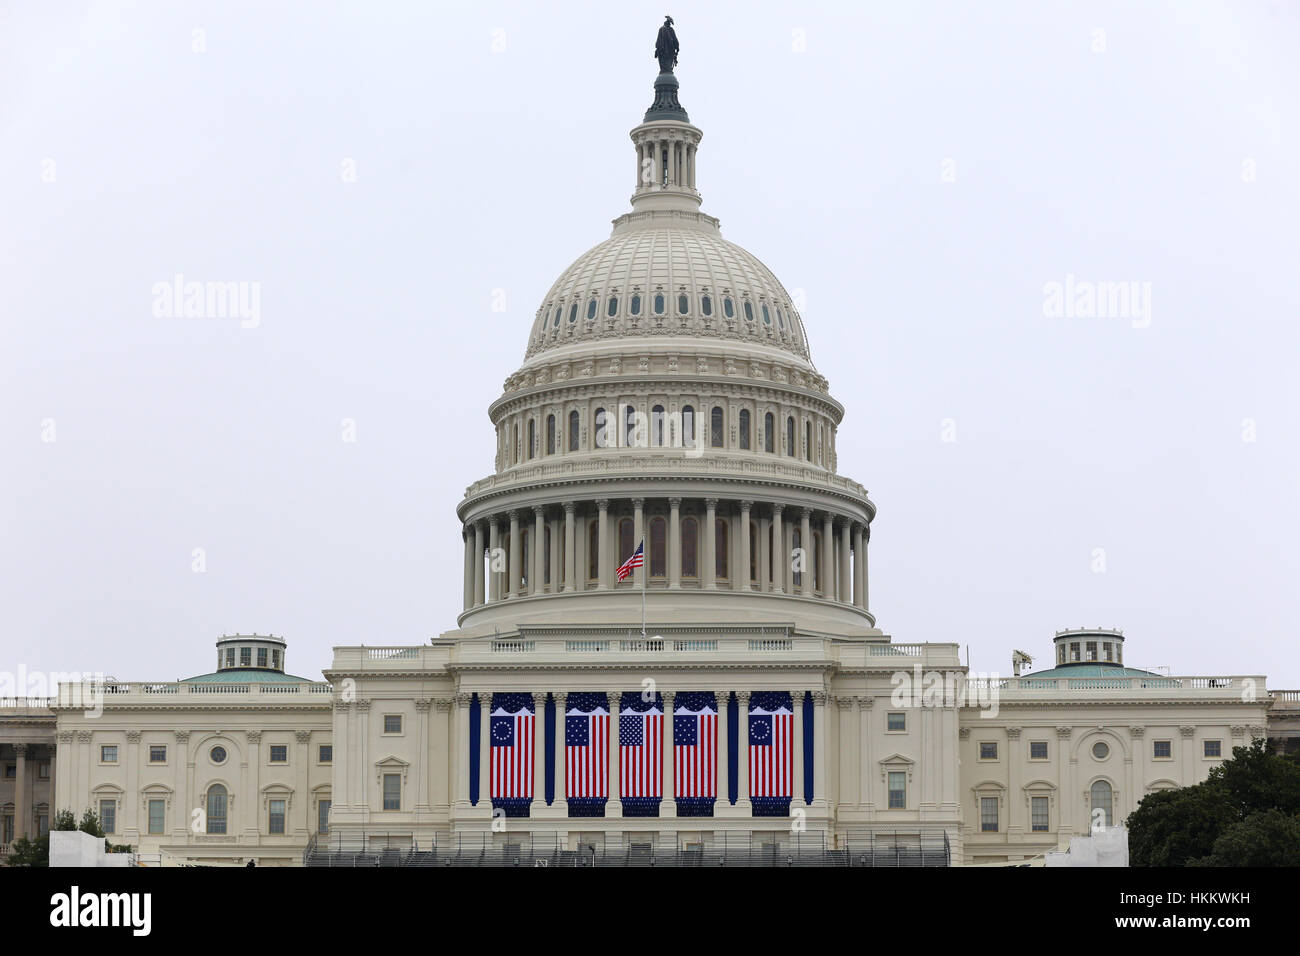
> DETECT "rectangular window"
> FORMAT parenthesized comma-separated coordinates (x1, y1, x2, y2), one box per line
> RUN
(257, 648, 268, 667)
(38, 762, 50, 779)
(980, 796, 998, 832)
(1085, 641, 1097, 661)
(383, 715, 402, 734)
(149, 745, 167, 763)
(268, 799, 285, 834)
(318, 745, 333, 764)
(1031, 796, 1049, 832)
(100, 745, 118, 764)
(886, 712, 906, 732)
(1030, 741, 1048, 760)
(3, 764, 14, 778)
(979, 742, 998, 760)
(148, 799, 165, 834)
(240, 647, 251, 667)
(383, 773, 401, 810)
(1153, 740, 1171, 759)
(2, 815, 13, 843)
(37, 814, 49, 836)
(272, 649, 281, 669)
(269, 745, 287, 763)
(1204, 740, 1221, 758)
(318, 800, 331, 835)
(99, 799, 116, 834)
(887, 772, 906, 809)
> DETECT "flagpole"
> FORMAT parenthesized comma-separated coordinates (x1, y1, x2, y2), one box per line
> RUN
(640, 539, 647, 641)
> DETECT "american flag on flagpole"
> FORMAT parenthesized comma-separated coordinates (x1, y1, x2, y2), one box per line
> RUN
(674, 694, 717, 803)
(490, 694, 534, 809)
(565, 695, 609, 801)
(749, 693, 793, 802)
(615, 540, 644, 581)
(619, 694, 662, 800)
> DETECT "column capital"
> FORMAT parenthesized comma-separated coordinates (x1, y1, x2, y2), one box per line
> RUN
(124, 731, 142, 742)
(631, 497, 645, 509)
(355, 699, 372, 712)
(739, 499, 753, 513)
(332, 699, 351, 713)
(1128, 725, 1146, 738)
(1005, 726, 1022, 739)
(855, 696, 874, 709)
(56, 732, 75, 744)
(532, 504, 545, 518)
(13, 742, 30, 755)
(563, 500, 577, 515)
(662, 691, 675, 707)
(735, 691, 751, 707)
(1179, 725, 1196, 738)
(771, 503, 784, 517)
(555, 692, 567, 708)
(834, 695, 853, 710)
(295, 730, 313, 743)
(596, 498, 609, 512)
(507, 509, 520, 522)
(1056, 726, 1073, 739)
(668, 497, 682, 509)
(811, 691, 828, 706)
(463, 523, 473, 537)
(414, 699, 433, 713)
(704, 498, 719, 510)
(454, 693, 474, 707)
(835, 514, 851, 529)
(800, 507, 813, 520)
(173, 730, 190, 742)
(435, 698, 454, 712)
(245, 730, 262, 743)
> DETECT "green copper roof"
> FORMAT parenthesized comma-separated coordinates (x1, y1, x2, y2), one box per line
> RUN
(1019, 662, 1164, 681)
(182, 669, 312, 683)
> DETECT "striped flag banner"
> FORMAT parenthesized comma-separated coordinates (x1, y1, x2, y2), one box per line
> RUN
(748, 691, 793, 817)
(619, 692, 663, 817)
(673, 692, 717, 817)
(490, 693, 534, 817)
(565, 692, 608, 817)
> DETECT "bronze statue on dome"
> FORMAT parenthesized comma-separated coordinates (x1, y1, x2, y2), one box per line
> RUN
(655, 16, 679, 74)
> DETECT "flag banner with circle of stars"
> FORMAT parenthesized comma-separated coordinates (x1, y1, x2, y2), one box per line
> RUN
(748, 691, 793, 817)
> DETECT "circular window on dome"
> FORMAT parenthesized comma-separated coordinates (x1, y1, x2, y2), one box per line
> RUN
(569, 304, 578, 324)
(654, 294, 665, 315)
(701, 295, 712, 316)
(1092, 742, 1110, 760)
(744, 301, 754, 322)
(607, 296, 618, 317)
(630, 294, 641, 315)
(762, 304, 771, 325)
(587, 299, 598, 320)
(678, 294, 689, 315)
(723, 297, 734, 318)
(210, 745, 227, 765)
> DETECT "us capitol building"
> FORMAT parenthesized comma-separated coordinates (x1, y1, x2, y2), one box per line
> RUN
(3, 31, 1293, 867)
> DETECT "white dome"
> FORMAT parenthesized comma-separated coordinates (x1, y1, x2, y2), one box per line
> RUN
(524, 221, 812, 367)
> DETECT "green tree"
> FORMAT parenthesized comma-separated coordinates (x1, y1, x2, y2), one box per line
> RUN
(1208, 739, 1300, 816)
(1128, 783, 1236, 867)
(1192, 810, 1300, 867)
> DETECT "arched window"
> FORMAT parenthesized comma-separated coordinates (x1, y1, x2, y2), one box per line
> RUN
(654, 293, 665, 315)
(527, 420, 535, 460)
(739, 409, 751, 450)
(786, 417, 795, 457)
(812, 531, 822, 591)
(520, 528, 530, 588)
(630, 294, 641, 315)
(593, 408, 607, 449)
(624, 404, 638, 447)
(546, 415, 556, 455)
(723, 297, 734, 318)
(715, 519, 729, 580)
(588, 522, 599, 581)
(710, 406, 724, 448)
(649, 517, 666, 578)
(805, 421, 812, 461)
(608, 296, 618, 317)
(569, 304, 578, 324)
(206, 784, 227, 835)
(701, 295, 712, 315)
(513, 425, 520, 463)
(618, 518, 635, 574)
(543, 526, 551, 585)
(749, 520, 759, 584)
(743, 300, 754, 322)
(568, 411, 579, 452)
(762, 304, 771, 325)
(682, 405, 695, 448)
(792, 528, 802, 587)
(764, 412, 774, 453)
(587, 298, 598, 320)
(553, 306, 562, 327)
(678, 293, 689, 314)
(652, 405, 665, 446)
(1090, 780, 1113, 828)
(681, 517, 698, 578)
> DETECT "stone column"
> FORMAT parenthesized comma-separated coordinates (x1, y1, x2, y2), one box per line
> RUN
(800, 508, 813, 597)
(607, 692, 621, 817)
(244, 730, 262, 840)
(771, 505, 784, 593)
(532, 693, 546, 806)
(479, 695, 492, 808)
(549, 514, 561, 592)
(553, 693, 567, 806)
(821, 513, 834, 597)
(852, 523, 866, 609)
(563, 503, 577, 592)
(861, 524, 870, 611)
(661, 692, 675, 816)
(14, 744, 29, 840)
(412, 704, 430, 815)
(473, 522, 486, 605)
(462, 525, 475, 611)
(736, 692, 751, 811)
(703, 498, 717, 589)
(791, 698, 804, 806)
(124, 731, 141, 836)
(632, 498, 645, 588)
(508, 511, 521, 597)
(532, 506, 545, 595)
(668, 497, 682, 588)
(452, 694, 471, 809)
(837, 518, 851, 603)
(294, 730, 312, 832)
(739, 501, 753, 590)
(597, 499, 610, 589)
(717, 692, 730, 807)
(488, 520, 501, 602)
(758, 516, 770, 592)
(174, 730, 191, 835)
(858, 698, 874, 811)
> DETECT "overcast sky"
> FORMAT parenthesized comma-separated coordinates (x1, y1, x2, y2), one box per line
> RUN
(2, 1, 1297, 688)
